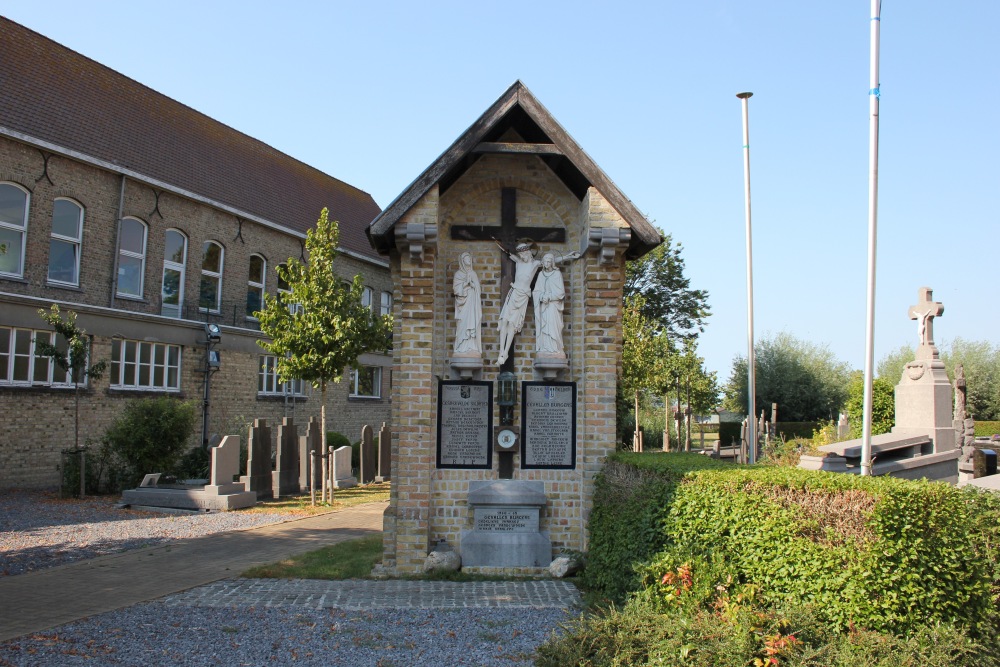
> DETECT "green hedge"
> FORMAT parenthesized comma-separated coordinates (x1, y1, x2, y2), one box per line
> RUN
(975, 421, 1000, 437)
(719, 422, 742, 445)
(584, 452, 1000, 637)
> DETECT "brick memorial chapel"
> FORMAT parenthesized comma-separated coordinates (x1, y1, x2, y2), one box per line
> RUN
(367, 81, 660, 573)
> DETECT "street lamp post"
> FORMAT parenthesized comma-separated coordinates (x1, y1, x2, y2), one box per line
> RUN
(737, 91, 757, 464)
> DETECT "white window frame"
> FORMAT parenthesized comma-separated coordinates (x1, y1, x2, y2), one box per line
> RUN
(380, 291, 392, 317)
(47, 198, 84, 287)
(199, 240, 224, 314)
(109, 338, 181, 391)
(350, 365, 382, 398)
(258, 354, 305, 396)
(0, 182, 30, 279)
(161, 229, 187, 318)
(116, 217, 147, 298)
(0, 326, 75, 387)
(246, 254, 266, 320)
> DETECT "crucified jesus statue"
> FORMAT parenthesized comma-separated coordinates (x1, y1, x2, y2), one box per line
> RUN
(494, 239, 579, 365)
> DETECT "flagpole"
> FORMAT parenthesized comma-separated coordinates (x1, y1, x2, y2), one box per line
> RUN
(737, 91, 756, 464)
(861, 0, 881, 476)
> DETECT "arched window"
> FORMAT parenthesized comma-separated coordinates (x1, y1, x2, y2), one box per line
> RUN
(276, 263, 303, 315)
(0, 182, 30, 278)
(48, 198, 84, 286)
(117, 217, 147, 298)
(246, 254, 266, 319)
(198, 240, 224, 313)
(161, 229, 188, 318)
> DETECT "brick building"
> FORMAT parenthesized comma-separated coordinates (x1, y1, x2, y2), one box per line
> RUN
(0, 18, 391, 489)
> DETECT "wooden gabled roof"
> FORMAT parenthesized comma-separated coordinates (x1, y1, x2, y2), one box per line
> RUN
(0, 18, 383, 263)
(367, 80, 661, 259)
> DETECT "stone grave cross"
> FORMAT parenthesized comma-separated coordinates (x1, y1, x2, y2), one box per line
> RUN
(908, 287, 944, 357)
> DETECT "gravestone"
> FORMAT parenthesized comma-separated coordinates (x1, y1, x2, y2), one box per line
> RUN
(367, 82, 661, 574)
(272, 417, 299, 498)
(299, 416, 323, 493)
(245, 418, 273, 498)
(375, 422, 391, 483)
(332, 445, 357, 489)
(360, 425, 377, 484)
(209, 435, 240, 488)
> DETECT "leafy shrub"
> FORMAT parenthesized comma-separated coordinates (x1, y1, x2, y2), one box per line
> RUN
(101, 397, 198, 489)
(326, 431, 357, 469)
(775, 421, 820, 440)
(719, 421, 742, 445)
(582, 453, 730, 601)
(175, 446, 211, 480)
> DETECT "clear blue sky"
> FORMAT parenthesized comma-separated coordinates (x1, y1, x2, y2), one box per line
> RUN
(6, 2, 998, 382)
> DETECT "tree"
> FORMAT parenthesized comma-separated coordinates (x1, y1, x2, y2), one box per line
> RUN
(620, 294, 672, 440)
(36, 305, 108, 450)
(624, 230, 710, 340)
(722, 332, 851, 422)
(876, 344, 915, 383)
(845, 372, 895, 438)
(256, 208, 392, 459)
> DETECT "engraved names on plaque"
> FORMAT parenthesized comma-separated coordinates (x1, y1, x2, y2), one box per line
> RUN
(521, 381, 576, 469)
(436, 380, 493, 469)
(474, 507, 538, 533)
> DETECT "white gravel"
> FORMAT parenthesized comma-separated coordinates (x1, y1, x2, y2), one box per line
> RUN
(0, 490, 289, 576)
(0, 605, 573, 666)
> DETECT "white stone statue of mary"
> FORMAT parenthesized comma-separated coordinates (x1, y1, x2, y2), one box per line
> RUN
(452, 252, 482, 356)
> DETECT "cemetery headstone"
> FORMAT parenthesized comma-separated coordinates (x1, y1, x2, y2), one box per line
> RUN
(360, 424, 377, 484)
(299, 416, 323, 493)
(375, 422, 392, 483)
(272, 417, 299, 498)
(245, 418, 273, 498)
(208, 435, 240, 489)
(332, 445, 357, 488)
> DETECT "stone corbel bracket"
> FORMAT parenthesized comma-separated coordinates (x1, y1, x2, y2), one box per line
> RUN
(395, 222, 438, 263)
(588, 227, 631, 265)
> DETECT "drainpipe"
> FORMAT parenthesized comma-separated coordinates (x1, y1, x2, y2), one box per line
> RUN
(109, 175, 127, 308)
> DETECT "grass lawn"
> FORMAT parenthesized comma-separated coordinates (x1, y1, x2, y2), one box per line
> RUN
(237, 483, 390, 517)
(242, 533, 384, 579)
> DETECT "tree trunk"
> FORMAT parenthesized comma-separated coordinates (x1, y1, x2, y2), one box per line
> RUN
(321, 381, 330, 503)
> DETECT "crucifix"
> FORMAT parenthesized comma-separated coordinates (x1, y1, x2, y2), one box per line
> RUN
(451, 188, 566, 371)
(908, 287, 944, 349)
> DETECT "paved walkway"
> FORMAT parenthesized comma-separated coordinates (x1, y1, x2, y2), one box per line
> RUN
(0, 502, 386, 641)
(0, 501, 581, 643)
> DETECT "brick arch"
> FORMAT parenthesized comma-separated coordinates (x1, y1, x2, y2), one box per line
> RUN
(441, 177, 575, 230)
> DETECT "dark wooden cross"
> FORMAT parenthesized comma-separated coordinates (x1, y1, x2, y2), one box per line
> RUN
(908, 287, 944, 348)
(451, 188, 566, 372)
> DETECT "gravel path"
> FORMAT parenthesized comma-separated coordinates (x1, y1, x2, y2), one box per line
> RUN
(0, 604, 574, 666)
(0, 490, 289, 577)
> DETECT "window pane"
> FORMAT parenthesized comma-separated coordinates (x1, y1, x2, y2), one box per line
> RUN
(14, 329, 31, 356)
(167, 345, 179, 368)
(120, 219, 145, 254)
(0, 227, 23, 275)
(153, 364, 164, 387)
(48, 239, 79, 284)
(33, 353, 50, 383)
(202, 242, 221, 272)
(138, 360, 150, 387)
(249, 256, 264, 283)
(246, 286, 262, 317)
(162, 268, 181, 305)
(165, 231, 186, 264)
(167, 366, 178, 388)
(13, 355, 29, 381)
(52, 200, 82, 239)
(199, 276, 219, 310)
(124, 340, 136, 364)
(0, 328, 9, 380)
(118, 256, 143, 297)
(0, 184, 27, 227)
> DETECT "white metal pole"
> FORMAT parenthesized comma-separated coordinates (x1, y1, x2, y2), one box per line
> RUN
(737, 91, 757, 464)
(861, 0, 881, 476)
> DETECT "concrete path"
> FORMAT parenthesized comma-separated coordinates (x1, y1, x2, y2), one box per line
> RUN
(0, 502, 387, 642)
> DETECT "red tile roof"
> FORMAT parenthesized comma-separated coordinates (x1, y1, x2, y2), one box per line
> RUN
(0, 18, 382, 262)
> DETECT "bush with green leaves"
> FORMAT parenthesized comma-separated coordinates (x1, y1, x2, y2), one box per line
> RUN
(585, 452, 1000, 640)
(846, 374, 895, 438)
(975, 421, 1000, 437)
(100, 397, 198, 489)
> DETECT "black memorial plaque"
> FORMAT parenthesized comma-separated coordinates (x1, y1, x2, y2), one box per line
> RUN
(521, 381, 576, 469)
(436, 381, 493, 469)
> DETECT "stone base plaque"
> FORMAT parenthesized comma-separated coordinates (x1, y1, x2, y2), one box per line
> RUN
(461, 480, 551, 568)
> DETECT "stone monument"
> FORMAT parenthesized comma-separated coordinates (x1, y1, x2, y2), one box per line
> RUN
(245, 418, 273, 498)
(813, 287, 960, 481)
(272, 417, 299, 498)
(366, 81, 661, 574)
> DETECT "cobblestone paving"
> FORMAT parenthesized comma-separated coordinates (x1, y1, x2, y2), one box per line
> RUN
(162, 578, 581, 610)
